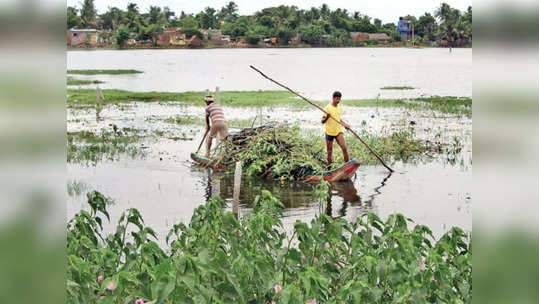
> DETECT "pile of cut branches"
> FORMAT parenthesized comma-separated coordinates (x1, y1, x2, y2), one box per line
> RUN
(213, 123, 327, 180)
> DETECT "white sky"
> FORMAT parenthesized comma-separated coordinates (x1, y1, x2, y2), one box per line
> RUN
(65, 0, 471, 24)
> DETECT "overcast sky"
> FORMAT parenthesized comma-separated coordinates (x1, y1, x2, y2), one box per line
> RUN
(66, 0, 471, 24)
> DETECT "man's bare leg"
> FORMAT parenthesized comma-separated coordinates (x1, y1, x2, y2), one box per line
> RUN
(335, 133, 349, 162)
(326, 139, 333, 165)
(206, 136, 213, 158)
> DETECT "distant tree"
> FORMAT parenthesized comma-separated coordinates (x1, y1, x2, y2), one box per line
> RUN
(197, 7, 218, 29)
(219, 1, 239, 22)
(258, 15, 274, 28)
(80, 0, 97, 27)
(138, 23, 163, 44)
(435, 3, 461, 46)
(320, 4, 330, 20)
(222, 17, 250, 37)
(148, 6, 164, 25)
(374, 18, 382, 31)
(245, 30, 261, 44)
(67, 6, 80, 29)
(115, 25, 130, 47)
(163, 6, 175, 24)
(301, 24, 325, 44)
(417, 13, 437, 41)
(126, 3, 140, 31)
(100, 7, 123, 30)
(277, 27, 297, 44)
(180, 15, 199, 29)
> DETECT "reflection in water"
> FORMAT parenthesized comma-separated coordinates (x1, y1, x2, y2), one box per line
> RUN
(363, 171, 393, 206)
(202, 169, 394, 222)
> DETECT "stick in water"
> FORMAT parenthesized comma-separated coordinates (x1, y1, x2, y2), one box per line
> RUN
(249, 65, 394, 173)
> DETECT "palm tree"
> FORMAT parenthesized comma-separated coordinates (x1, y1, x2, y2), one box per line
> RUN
(435, 3, 460, 47)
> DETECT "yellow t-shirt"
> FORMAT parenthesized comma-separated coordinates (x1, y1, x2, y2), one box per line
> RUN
(323, 104, 343, 136)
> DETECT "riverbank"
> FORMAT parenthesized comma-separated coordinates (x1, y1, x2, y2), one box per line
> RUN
(67, 89, 472, 115)
(67, 43, 470, 51)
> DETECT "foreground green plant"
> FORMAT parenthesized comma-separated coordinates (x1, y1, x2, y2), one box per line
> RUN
(67, 187, 472, 303)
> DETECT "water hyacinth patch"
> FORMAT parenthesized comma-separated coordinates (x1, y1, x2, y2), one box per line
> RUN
(67, 187, 471, 303)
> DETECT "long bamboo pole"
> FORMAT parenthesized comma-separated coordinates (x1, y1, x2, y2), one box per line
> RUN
(250, 65, 394, 173)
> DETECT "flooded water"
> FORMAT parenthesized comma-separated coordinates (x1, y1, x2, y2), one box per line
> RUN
(67, 101, 471, 241)
(67, 48, 472, 243)
(67, 48, 471, 100)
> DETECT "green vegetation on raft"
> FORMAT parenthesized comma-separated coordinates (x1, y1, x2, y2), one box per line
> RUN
(67, 77, 104, 85)
(212, 125, 447, 180)
(67, 187, 472, 303)
(67, 69, 143, 75)
(380, 86, 415, 90)
(67, 88, 471, 115)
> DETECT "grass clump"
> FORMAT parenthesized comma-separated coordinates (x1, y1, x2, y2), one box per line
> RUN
(67, 77, 104, 86)
(67, 127, 145, 165)
(346, 96, 472, 115)
(67, 69, 143, 75)
(212, 125, 435, 180)
(380, 86, 415, 90)
(67, 187, 471, 303)
(66, 89, 471, 115)
(67, 89, 298, 107)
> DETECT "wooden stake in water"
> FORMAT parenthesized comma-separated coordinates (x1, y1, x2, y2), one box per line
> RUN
(96, 86, 104, 120)
(233, 162, 242, 219)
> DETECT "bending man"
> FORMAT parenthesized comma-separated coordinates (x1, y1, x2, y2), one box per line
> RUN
(205, 94, 228, 157)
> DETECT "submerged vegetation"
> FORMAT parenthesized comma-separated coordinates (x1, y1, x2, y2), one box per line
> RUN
(380, 86, 415, 90)
(67, 127, 146, 165)
(67, 77, 104, 86)
(211, 124, 438, 180)
(67, 187, 471, 303)
(67, 69, 143, 75)
(67, 89, 297, 106)
(67, 88, 471, 115)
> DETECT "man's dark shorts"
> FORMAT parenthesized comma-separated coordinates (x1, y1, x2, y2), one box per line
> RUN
(325, 133, 342, 141)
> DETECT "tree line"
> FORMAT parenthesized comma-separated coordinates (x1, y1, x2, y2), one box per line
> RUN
(67, 0, 472, 46)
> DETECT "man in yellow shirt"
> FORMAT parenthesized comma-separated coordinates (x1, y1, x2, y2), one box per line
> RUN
(321, 91, 350, 165)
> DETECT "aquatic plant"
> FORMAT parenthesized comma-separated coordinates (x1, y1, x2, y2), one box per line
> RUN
(67, 127, 146, 165)
(67, 188, 472, 303)
(67, 69, 143, 75)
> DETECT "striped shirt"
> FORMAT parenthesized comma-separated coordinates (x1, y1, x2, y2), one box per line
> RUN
(205, 103, 226, 123)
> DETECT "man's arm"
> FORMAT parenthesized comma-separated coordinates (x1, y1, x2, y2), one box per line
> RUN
(321, 114, 330, 124)
(206, 113, 211, 130)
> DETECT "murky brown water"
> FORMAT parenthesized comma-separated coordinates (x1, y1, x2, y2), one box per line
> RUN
(67, 102, 471, 242)
(67, 48, 471, 100)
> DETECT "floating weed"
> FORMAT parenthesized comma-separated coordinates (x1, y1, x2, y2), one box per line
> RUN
(67, 189, 471, 303)
(67, 127, 146, 165)
(67, 77, 104, 86)
(380, 86, 415, 90)
(67, 69, 143, 75)
(66, 89, 471, 116)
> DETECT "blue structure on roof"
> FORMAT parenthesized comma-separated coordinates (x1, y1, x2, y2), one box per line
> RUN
(397, 17, 412, 40)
